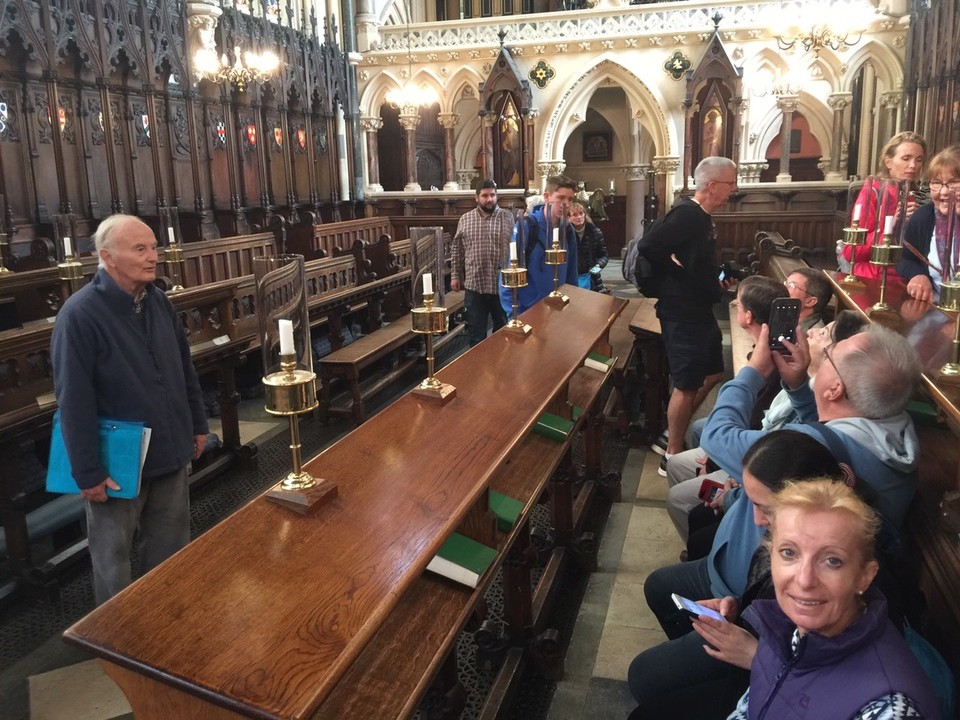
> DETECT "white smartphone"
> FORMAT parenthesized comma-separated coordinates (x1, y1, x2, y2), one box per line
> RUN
(671, 593, 726, 622)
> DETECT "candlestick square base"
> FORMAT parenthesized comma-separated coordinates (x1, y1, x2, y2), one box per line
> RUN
(266, 477, 338, 515)
(412, 382, 457, 404)
(504, 321, 532, 336)
(546, 293, 570, 306)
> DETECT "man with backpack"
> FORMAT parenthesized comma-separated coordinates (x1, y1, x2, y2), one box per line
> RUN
(498, 175, 579, 314)
(638, 157, 739, 475)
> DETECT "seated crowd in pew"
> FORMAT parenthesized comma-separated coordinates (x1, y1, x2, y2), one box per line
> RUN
(626, 147, 960, 720)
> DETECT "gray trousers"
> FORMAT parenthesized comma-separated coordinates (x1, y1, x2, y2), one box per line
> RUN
(84, 465, 190, 605)
(665, 448, 729, 541)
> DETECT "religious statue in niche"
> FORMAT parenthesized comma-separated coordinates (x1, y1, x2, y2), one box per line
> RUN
(702, 106, 723, 158)
(499, 95, 522, 188)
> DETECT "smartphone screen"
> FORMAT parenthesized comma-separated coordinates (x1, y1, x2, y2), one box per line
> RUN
(768, 298, 802, 353)
(671, 593, 726, 622)
(718, 269, 726, 283)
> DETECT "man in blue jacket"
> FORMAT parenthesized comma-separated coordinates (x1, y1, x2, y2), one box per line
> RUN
(499, 175, 578, 314)
(644, 321, 921, 640)
(51, 215, 208, 604)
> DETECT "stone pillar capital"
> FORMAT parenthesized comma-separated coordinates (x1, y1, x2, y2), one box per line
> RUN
(827, 92, 854, 110)
(776, 94, 799, 113)
(398, 113, 421, 131)
(360, 115, 383, 132)
(438, 113, 460, 130)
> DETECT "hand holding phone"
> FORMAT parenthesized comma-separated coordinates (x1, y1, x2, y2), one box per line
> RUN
(698, 479, 724, 503)
(768, 298, 802, 354)
(672, 593, 726, 622)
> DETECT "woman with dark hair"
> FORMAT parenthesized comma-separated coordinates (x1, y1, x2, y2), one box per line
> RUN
(628, 430, 847, 719)
(840, 131, 927, 281)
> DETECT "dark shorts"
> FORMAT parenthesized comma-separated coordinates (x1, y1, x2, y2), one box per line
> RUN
(660, 318, 724, 391)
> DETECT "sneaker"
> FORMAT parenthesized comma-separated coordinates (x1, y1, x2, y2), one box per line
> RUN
(658, 454, 670, 477)
(650, 431, 669, 456)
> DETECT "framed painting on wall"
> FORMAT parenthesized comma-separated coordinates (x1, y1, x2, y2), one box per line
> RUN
(583, 131, 612, 162)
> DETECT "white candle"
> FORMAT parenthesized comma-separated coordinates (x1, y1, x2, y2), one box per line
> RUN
(278, 319, 294, 356)
(609, 178, 615, 193)
(883, 215, 895, 236)
(423, 272, 433, 296)
(63, 236, 72, 257)
(852, 204, 862, 223)
(509, 241, 517, 262)
(167, 227, 176, 245)
(552, 227, 559, 244)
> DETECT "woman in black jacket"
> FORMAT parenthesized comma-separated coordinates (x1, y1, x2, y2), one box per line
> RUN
(898, 145, 960, 302)
(570, 201, 608, 292)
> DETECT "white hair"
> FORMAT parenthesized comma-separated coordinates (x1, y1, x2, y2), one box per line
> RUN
(93, 214, 141, 268)
(694, 157, 736, 186)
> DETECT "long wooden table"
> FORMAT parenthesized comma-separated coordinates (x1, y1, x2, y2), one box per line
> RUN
(64, 285, 627, 720)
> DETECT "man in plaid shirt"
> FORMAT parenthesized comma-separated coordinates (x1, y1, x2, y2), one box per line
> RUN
(451, 179, 513, 346)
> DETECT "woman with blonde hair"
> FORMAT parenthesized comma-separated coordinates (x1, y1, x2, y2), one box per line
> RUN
(840, 131, 927, 281)
(725, 480, 938, 719)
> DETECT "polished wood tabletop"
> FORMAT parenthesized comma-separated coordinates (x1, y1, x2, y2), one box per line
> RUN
(627, 297, 660, 336)
(824, 271, 960, 425)
(65, 285, 627, 720)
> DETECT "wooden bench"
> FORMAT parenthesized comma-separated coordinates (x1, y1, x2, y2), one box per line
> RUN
(628, 298, 667, 440)
(318, 290, 465, 425)
(601, 297, 641, 437)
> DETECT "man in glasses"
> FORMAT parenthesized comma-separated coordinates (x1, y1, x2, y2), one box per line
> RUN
(782, 267, 832, 331)
(645, 156, 739, 476)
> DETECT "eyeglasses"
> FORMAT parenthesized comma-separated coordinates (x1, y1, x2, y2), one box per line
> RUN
(784, 279, 812, 297)
(929, 180, 960, 193)
(822, 342, 847, 398)
(713, 179, 738, 187)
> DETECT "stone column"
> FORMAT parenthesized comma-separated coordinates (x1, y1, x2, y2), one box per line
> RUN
(399, 110, 421, 192)
(682, 100, 695, 193)
(523, 108, 539, 193)
(826, 92, 853, 182)
(880, 91, 903, 147)
(481, 112, 496, 182)
(624, 164, 648, 240)
(355, 0, 380, 52)
(728, 95, 744, 166)
(775, 94, 798, 183)
(651, 156, 680, 213)
(857, 63, 877, 179)
(438, 112, 460, 191)
(360, 115, 383, 193)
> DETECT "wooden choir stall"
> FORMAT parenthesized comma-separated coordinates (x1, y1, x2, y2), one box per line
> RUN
(64, 286, 628, 719)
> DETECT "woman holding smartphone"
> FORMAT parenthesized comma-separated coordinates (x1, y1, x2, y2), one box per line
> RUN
(720, 481, 938, 720)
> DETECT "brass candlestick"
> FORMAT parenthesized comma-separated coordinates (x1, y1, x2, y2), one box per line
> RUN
(544, 239, 569, 305)
(164, 242, 185, 292)
(938, 279, 960, 380)
(57, 256, 84, 295)
(840, 220, 866, 285)
(411, 291, 456, 404)
(868, 228, 902, 312)
(501, 260, 532, 335)
(0, 232, 12, 274)
(263, 352, 337, 513)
